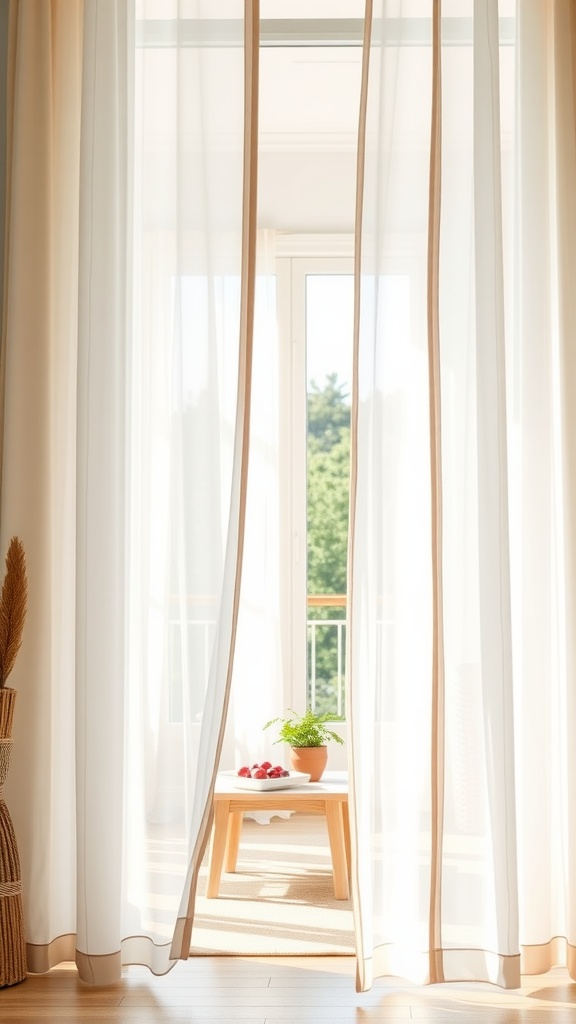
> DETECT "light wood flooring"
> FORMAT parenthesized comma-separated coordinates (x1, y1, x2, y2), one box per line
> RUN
(1, 958, 576, 1023)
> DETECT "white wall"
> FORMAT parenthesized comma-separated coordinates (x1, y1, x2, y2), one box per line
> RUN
(258, 149, 358, 234)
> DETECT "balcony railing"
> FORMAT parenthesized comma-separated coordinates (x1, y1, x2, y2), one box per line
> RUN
(168, 594, 348, 721)
(307, 594, 346, 718)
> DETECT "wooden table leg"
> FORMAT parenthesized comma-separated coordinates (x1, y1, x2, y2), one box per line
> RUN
(224, 810, 244, 872)
(342, 800, 351, 878)
(206, 800, 230, 898)
(325, 799, 350, 900)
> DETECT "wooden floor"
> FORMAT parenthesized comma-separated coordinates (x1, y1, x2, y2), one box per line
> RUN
(1, 958, 576, 1022)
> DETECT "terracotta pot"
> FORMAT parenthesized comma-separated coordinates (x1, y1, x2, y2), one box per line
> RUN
(289, 745, 328, 782)
(0, 688, 26, 987)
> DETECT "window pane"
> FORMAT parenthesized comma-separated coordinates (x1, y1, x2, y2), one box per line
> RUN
(306, 274, 353, 716)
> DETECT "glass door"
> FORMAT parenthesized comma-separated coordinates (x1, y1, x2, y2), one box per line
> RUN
(305, 272, 353, 717)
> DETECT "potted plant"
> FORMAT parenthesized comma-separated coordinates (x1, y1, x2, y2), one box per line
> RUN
(0, 536, 28, 987)
(263, 706, 344, 782)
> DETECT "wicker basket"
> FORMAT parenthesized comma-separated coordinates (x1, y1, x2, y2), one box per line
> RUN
(0, 688, 26, 987)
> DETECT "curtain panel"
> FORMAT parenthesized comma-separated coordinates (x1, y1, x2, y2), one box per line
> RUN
(349, 0, 576, 992)
(5, 0, 576, 997)
(1, 0, 260, 983)
(1, 0, 83, 973)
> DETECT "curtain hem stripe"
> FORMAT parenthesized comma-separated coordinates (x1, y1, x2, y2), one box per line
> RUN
(347, 0, 373, 996)
(427, 0, 446, 985)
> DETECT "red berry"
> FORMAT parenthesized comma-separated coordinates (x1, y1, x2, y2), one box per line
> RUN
(261, 761, 272, 770)
(253, 768, 267, 779)
(281, 770, 290, 777)
(238, 766, 251, 777)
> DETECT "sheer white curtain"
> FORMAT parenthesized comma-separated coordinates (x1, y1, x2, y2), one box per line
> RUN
(2, 0, 259, 983)
(220, 230, 286, 776)
(131, 0, 259, 968)
(349, 0, 576, 992)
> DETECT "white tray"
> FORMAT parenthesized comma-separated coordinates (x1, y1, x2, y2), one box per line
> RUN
(219, 769, 311, 791)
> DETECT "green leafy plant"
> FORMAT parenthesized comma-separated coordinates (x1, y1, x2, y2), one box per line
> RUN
(263, 706, 344, 748)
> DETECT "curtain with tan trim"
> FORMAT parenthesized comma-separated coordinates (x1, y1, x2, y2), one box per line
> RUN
(1, 0, 258, 983)
(349, 0, 576, 991)
(171, 0, 260, 958)
(1, 0, 83, 975)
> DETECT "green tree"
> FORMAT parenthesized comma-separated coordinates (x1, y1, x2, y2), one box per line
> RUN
(307, 428, 350, 597)
(307, 373, 350, 452)
(306, 374, 350, 715)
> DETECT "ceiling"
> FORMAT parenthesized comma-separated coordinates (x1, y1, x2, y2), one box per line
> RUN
(137, 3, 516, 235)
(257, 7, 364, 234)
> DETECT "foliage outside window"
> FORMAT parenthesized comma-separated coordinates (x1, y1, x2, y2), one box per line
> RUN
(307, 373, 350, 716)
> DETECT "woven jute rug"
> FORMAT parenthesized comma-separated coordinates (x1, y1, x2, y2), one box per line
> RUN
(190, 812, 355, 956)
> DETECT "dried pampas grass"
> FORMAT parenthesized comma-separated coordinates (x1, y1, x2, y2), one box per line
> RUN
(0, 538, 27, 689)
